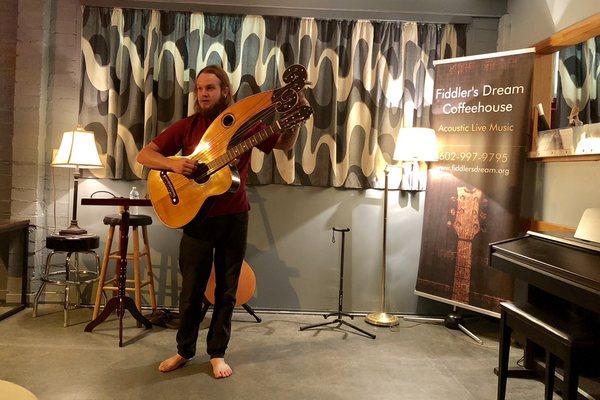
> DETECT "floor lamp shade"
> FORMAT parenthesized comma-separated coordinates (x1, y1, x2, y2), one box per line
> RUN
(52, 126, 103, 235)
(394, 127, 438, 191)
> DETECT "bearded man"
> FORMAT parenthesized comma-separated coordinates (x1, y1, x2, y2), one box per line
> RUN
(137, 65, 302, 378)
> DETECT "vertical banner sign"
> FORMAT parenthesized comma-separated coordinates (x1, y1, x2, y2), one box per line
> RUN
(415, 49, 534, 316)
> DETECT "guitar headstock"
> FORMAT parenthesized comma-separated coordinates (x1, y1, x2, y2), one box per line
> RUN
(273, 64, 309, 113)
(447, 187, 487, 241)
(279, 105, 313, 131)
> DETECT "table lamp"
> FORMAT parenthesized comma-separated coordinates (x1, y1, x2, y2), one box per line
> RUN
(51, 125, 103, 235)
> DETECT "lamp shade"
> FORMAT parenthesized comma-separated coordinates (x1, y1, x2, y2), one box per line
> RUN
(52, 127, 103, 169)
(392, 127, 438, 162)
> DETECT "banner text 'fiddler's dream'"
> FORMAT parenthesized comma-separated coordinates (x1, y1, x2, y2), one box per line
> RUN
(435, 84, 525, 115)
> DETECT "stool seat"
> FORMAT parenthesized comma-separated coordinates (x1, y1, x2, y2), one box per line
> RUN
(46, 234, 100, 252)
(502, 302, 599, 348)
(103, 214, 152, 227)
(497, 301, 600, 400)
(33, 235, 100, 327)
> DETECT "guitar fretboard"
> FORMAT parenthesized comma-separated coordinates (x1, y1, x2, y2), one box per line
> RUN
(205, 122, 280, 172)
(452, 239, 473, 303)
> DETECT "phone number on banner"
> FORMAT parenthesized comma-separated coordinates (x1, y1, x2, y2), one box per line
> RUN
(438, 152, 509, 163)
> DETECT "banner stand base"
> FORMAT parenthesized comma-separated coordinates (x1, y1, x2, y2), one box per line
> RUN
(403, 309, 483, 345)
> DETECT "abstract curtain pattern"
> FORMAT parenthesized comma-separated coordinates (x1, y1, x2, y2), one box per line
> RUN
(556, 36, 600, 127)
(80, 6, 465, 187)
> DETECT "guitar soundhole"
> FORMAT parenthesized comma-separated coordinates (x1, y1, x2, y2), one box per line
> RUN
(193, 163, 210, 184)
(222, 114, 235, 127)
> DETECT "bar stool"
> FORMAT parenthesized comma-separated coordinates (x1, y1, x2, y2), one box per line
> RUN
(33, 234, 100, 327)
(497, 301, 600, 400)
(92, 214, 157, 322)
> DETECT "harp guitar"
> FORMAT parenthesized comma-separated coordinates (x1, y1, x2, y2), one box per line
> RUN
(147, 65, 312, 228)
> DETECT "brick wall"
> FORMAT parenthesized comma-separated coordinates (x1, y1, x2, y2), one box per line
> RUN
(0, 0, 19, 220)
(9, 0, 81, 301)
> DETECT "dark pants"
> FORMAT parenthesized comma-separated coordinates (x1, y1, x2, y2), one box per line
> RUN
(176, 212, 248, 359)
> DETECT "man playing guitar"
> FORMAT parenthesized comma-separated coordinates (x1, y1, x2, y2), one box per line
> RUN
(137, 65, 305, 378)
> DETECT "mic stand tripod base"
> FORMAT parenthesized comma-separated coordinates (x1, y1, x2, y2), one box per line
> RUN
(402, 313, 483, 345)
(299, 312, 376, 340)
(365, 312, 399, 327)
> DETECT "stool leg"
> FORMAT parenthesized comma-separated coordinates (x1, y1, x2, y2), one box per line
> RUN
(497, 311, 511, 400)
(64, 252, 72, 327)
(544, 352, 556, 400)
(33, 251, 54, 317)
(93, 226, 114, 320)
(562, 353, 579, 400)
(132, 226, 143, 327)
(142, 226, 157, 312)
(73, 253, 83, 308)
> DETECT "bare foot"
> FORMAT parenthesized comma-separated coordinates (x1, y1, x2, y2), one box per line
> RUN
(210, 358, 233, 379)
(158, 354, 188, 372)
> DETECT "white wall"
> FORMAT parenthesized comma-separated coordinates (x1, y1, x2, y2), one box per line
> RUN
(505, 0, 600, 49)
(505, 0, 600, 227)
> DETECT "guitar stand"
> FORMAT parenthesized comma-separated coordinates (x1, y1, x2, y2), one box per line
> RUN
(403, 308, 482, 344)
(200, 296, 262, 323)
(300, 227, 376, 340)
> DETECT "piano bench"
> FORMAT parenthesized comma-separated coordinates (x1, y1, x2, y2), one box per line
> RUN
(497, 301, 599, 400)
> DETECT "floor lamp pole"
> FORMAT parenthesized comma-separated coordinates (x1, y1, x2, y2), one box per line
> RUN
(365, 165, 399, 327)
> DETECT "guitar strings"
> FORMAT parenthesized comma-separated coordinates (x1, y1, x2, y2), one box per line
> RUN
(164, 83, 309, 188)
(165, 103, 282, 187)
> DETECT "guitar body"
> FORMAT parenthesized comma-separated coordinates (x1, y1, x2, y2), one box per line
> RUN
(204, 260, 256, 306)
(147, 90, 274, 228)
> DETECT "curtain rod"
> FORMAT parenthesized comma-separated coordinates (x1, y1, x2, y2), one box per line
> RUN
(79, 0, 476, 24)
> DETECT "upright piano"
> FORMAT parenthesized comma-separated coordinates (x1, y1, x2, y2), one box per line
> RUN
(490, 231, 600, 398)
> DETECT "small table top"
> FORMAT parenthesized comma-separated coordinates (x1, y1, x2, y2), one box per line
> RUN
(0, 220, 30, 234)
(81, 198, 152, 207)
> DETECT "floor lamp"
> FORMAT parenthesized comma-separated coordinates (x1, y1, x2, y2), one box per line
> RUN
(51, 125, 103, 235)
(365, 127, 438, 327)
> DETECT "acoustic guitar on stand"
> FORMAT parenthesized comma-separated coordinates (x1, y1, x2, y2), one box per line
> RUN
(147, 65, 312, 228)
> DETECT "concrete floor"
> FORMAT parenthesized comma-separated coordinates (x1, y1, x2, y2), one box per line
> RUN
(0, 306, 554, 400)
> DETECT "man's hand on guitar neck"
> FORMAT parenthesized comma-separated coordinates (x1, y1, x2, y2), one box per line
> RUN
(273, 90, 309, 151)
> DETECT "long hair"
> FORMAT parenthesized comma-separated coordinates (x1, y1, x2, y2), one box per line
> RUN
(193, 65, 234, 113)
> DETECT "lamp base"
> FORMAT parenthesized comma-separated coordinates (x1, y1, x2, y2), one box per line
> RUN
(365, 312, 399, 327)
(59, 221, 87, 236)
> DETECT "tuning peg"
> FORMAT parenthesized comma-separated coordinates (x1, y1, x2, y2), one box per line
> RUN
(479, 211, 487, 220)
(449, 208, 456, 217)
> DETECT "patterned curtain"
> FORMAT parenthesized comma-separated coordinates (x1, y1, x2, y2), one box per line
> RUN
(556, 36, 600, 127)
(80, 7, 465, 188)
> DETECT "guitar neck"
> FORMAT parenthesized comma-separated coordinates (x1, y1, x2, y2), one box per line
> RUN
(452, 239, 473, 303)
(206, 121, 282, 171)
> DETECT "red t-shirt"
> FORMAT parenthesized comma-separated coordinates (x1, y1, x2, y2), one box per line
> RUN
(151, 112, 279, 217)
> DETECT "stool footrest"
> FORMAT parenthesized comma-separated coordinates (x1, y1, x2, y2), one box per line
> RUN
(40, 270, 99, 285)
(102, 280, 153, 292)
(109, 253, 149, 260)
